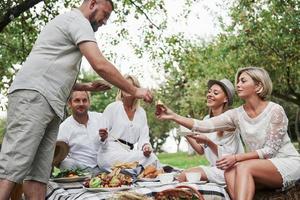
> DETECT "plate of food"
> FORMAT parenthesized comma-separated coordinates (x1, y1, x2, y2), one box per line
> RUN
(49, 167, 91, 183)
(82, 171, 133, 192)
(137, 165, 163, 182)
(138, 177, 160, 182)
(84, 185, 133, 192)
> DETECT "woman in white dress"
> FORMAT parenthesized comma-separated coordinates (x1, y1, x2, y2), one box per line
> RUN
(177, 79, 244, 185)
(97, 74, 161, 171)
(156, 67, 300, 200)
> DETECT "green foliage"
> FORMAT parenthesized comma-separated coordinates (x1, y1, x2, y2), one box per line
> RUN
(0, 0, 81, 107)
(225, 0, 300, 105)
(153, 0, 300, 148)
(158, 152, 209, 169)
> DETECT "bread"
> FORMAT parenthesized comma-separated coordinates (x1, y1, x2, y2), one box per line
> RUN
(143, 165, 156, 176)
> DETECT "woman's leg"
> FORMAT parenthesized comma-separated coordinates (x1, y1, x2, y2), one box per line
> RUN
(224, 166, 236, 200)
(235, 159, 282, 200)
(177, 167, 208, 182)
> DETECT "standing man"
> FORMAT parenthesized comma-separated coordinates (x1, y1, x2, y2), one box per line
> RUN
(56, 90, 108, 175)
(0, 0, 152, 199)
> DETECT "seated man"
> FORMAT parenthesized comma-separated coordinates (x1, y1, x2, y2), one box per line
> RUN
(57, 90, 108, 175)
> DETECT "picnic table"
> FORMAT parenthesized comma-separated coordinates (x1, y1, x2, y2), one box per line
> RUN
(46, 180, 230, 200)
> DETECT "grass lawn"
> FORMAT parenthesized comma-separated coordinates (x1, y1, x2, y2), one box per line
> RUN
(157, 152, 209, 169)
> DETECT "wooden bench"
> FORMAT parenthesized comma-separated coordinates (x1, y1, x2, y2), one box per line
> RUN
(254, 181, 300, 200)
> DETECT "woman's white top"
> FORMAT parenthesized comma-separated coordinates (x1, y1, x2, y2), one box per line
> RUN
(199, 115, 244, 166)
(97, 101, 159, 170)
(193, 102, 300, 189)
(192, 115, 244, 185)
(100, 101, 150, 149)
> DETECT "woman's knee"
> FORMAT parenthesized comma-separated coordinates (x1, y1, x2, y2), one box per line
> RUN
(235, 161, 256, 175)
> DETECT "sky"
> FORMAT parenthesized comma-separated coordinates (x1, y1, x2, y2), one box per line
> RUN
(81, 0, 231, 88)
(0, 0, 231, 122)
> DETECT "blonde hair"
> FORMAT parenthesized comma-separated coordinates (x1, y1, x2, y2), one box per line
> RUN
(116, 74, 141, 109)
(235, 66, 273, 100)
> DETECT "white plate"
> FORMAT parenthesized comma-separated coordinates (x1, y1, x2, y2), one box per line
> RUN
(49, 175, 91, 183)
(178, 181, 207, 184)
(137, 181, 178, 187)
(138, 177, 160, 182)
(84, 185, 133, 192)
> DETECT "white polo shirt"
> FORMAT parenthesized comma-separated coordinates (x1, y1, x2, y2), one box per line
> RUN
(57, 111, 108, 168)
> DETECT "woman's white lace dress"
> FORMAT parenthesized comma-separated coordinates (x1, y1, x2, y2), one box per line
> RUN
(193, 102, 300, 190)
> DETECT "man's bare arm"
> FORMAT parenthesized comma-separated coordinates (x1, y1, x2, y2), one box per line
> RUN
(79, 41, 153, 102)
(79, 42, 137, 94)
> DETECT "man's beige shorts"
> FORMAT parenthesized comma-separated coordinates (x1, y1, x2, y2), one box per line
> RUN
(0, 90, 61, 184)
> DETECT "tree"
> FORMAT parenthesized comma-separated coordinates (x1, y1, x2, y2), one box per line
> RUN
(0, 0, 197, 103)
(223, 0, 300, 145)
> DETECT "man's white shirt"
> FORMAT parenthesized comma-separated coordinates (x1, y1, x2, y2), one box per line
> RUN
(57, 111, 108, 168)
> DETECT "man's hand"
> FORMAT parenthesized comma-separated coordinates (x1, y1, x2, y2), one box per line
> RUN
(134, 88, 153, 103)
(99, 128, 108, 142)
(142, 144, 152, 157)
(91, 80, 112, 91)
(73, 81, 111, 92)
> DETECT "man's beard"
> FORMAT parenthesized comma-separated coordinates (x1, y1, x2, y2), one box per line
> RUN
(90, 21, 99, 32)
(90, 10, 100, 32)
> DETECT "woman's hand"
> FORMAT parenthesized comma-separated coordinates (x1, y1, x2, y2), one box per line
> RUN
(155, 104, 177, 120)
(142, 144, 152, 157)
(216, 154, 237, 170)
(187, 134, 208, 144)
(99, 128, 108, 142)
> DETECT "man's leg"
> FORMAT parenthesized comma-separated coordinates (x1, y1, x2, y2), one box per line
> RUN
(23, 181, 46, 200)
(0, 91, 50, 199)
(0, 179, 15, 200)
(24, 114, 60, 199)
(0, 90, 57, 199)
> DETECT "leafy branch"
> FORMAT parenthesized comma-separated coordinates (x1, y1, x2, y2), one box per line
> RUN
(0, 0, 44, 32)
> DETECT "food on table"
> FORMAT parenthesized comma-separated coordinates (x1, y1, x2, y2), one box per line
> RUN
(111, 191, 153, 200)
(113, 161, 139, 169)
(83, 172, 132, 188)
(83, 161, 136, 188)
(51, 166, 87, 178)
(89, 177, 102, 188)
(138, 165, 164, 179)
